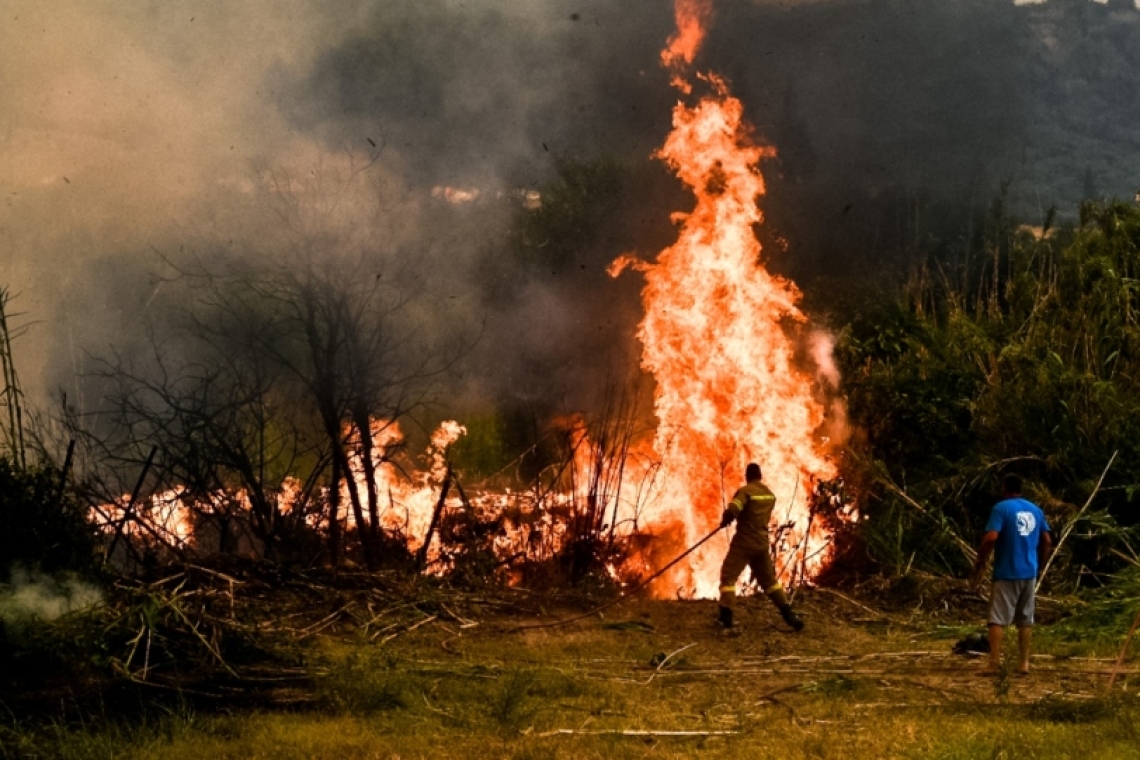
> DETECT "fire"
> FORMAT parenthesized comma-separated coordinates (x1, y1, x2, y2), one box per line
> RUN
(94, 420, 478, 563)
(91, 2, 848, 597)
(661, 0, 713, 91)
(612, 1, 846, 597)
(95, 488, 214, 553)
(344, 418, 465, 552)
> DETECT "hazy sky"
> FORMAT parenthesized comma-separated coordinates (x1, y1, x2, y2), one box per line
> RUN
(0, 2, 335, 373)
(3, 0, 1140, 413)
(0, 0, 659, 410)
(1, 1, 457, 405)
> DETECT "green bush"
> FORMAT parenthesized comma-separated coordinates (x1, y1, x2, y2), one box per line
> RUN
(836, 199, 1140, 581)
(0, 456, 97, 576)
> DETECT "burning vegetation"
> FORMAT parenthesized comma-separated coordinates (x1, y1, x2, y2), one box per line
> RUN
(65, 0, 851, 601)
(614, 9, 851, 595)
(7, 2, 1135, 610)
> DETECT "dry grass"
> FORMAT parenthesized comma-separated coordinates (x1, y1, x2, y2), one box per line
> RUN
(12, 705, 1138, 760)
(5, 586, 1140, 759)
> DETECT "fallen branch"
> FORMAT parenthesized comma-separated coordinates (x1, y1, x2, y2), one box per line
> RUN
(1107, 605, 1140, 692)
(166, 594, 237, 677)
(540, 729, 739, 737)
(642, 642, 698, 685)
(380, 614, 438, 644)
(1037, 450, 1117, 593)
(851, 702, 942, 709)
(298, 603, 353, 638)
(185, 564, 242, 585)
(758, 682, 809, 701)
(815, 587, 900, 624)
(440, 602, 478, 628)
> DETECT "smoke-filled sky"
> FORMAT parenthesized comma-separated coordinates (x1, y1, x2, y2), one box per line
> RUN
(3, 0, 1140, 415)
(1, 0, 370, 401)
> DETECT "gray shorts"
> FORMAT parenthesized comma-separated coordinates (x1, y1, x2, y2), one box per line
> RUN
(988, 579, 1036, 627)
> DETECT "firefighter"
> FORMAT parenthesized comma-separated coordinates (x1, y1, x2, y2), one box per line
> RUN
(717, 462, 804, 631)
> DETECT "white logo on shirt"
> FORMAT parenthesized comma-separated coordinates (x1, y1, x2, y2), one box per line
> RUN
(1016, 511, 1036, 537)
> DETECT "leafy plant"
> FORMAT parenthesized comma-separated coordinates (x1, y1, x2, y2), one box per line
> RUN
(0, 457, 97, 576)
(837, 198, 1140, 586)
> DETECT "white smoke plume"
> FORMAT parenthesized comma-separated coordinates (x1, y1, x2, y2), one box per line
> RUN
(0, 567, 102, 623)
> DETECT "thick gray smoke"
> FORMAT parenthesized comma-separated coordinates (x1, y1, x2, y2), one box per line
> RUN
(3, 0, 1140, 419)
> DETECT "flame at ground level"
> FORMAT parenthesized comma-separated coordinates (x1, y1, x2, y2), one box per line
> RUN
(94, 411, 848, 599)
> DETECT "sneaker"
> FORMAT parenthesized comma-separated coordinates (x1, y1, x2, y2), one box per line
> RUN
(717, 606, 734, 629)
(780, 607, 804, 632)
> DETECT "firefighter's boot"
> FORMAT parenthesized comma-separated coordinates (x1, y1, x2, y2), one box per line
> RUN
(717, 605, 734, 629)
(779, 606, 804, 632)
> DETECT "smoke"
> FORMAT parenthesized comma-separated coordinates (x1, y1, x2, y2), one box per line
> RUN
(1, 0, 370, 404)
(0, 567, 102, 623)
(3, 0, 1140, 420)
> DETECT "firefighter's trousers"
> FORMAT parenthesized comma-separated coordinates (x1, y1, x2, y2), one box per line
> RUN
(719, 537, 785, 609)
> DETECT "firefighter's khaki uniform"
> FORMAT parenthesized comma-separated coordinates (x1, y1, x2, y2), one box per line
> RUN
(719, 480, 781, 608)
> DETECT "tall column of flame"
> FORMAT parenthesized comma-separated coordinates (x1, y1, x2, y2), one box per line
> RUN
(613, 1, 837, 597)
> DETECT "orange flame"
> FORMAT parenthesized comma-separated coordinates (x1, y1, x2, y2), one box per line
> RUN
(342, 419, 464, 554)
(661, 0, 713, 71)
(613, 2, 845, 597)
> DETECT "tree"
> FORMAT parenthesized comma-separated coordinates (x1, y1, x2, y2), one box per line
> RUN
(69, 255, 470, 570)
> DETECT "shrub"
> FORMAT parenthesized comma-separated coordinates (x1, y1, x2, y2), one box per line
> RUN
(0, 457, 97, 576)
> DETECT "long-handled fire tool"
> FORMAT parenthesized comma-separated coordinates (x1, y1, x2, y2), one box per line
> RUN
(512, 525, 726, 632)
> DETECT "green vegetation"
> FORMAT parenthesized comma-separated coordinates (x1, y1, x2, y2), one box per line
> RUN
(837, 199, 1140, 584)
(510, 157, 625, 274)
(0, 456, 96, 576)
(1046, 565, 1140, 647)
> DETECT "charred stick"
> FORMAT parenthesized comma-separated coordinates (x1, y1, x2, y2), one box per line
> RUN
(105, 445, 158, 562)
(449, 472, 476, 516)
(416, 463, 452, 570)
(449, 472, 482, 552)
(56, 438, 75, 503)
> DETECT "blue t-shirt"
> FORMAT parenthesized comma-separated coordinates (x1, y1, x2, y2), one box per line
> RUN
(985, 497, 1051, 581)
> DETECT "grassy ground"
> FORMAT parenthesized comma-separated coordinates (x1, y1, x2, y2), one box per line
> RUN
(4, 586, 1140, 759)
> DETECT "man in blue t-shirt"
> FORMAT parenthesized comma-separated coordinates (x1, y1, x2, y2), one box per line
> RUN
(971, 474, 1053, 675)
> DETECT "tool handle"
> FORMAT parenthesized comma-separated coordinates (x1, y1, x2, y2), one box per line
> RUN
(512, 525, 725, 632)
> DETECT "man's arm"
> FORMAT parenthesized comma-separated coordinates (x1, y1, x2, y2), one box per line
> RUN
(972, 531, 999, 586)
(1038, 530, 1054, 576)
(721, 489, 745, 527)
